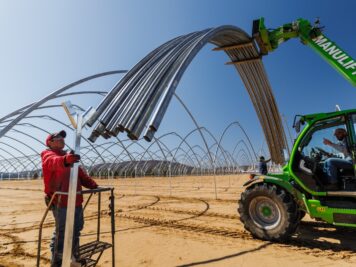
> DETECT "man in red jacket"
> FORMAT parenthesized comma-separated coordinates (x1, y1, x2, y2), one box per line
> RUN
(41, 130, 98, 267)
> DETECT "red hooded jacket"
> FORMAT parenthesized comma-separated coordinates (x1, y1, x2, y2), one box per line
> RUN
(41, 149, 98, 207)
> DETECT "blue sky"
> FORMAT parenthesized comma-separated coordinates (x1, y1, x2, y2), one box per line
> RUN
(0, 0, 355, 159)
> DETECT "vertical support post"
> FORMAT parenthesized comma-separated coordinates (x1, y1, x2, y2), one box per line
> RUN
(62, 114, 83, 267)
(97, 192, 101, 241)
(110, 189, 115, 267)
(169, 164, 172, 197)
(200, 168, 203, 189)
(134, 166, 137, 195)
(213, 165, 217, 200)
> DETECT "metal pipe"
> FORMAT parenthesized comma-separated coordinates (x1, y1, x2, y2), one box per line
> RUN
(87, 36, 183, 127)
(126, 31, 209, 138)
(106, 35, 194, 137)
(91, 35, 186, 133)
(62, 114, 83, 267)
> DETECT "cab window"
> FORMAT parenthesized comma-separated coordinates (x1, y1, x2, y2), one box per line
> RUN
(292, 116, 347, 190)
(350, 114, 356, 146)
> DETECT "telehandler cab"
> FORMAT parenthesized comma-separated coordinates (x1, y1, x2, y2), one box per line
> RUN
(239, 18, 356, 241)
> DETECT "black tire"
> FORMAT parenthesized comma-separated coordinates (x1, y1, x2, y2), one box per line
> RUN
(238, 183, 299, 241)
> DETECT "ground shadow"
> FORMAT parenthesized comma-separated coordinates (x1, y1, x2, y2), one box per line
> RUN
(176, 242, 271, 267)
(284, 220, 356, 254)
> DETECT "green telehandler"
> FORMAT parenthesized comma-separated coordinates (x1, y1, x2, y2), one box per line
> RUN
(238, 18, 356, 241)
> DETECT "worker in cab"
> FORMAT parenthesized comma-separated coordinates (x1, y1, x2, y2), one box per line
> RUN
(41, 130, 98, 267)
(323, 128, 353, 190)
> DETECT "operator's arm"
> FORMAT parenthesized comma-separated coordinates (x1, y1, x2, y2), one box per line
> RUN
(323, 138, 345, 154)
(41, 150, 66, 170)
(329, 143, 345, 153)
(79, 167, 98, 189)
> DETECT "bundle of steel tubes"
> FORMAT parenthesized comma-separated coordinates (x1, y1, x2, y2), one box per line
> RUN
(88, 25, 288, 164)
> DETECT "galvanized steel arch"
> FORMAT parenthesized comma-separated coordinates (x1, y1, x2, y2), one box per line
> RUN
(157, 130, 203, 168)
(0, 70, 127, 137)
(232, 139, 254, 163)
(214, 121, 257, 165)
(0, 71, 127, 176)
(89, 26, 287, 164)
(0, 69, 268, 178)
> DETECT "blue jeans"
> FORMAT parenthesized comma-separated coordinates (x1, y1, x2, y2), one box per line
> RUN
(323, 158, 353, 185)
(50, 206, 84, 267)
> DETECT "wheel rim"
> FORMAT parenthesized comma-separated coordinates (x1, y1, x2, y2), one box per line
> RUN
(248, 196, 281, 230)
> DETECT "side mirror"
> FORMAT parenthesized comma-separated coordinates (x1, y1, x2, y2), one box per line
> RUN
(295, 120, 301, 133)
(293, 115, 303, 134)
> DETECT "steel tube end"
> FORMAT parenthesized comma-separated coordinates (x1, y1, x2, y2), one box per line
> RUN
(88, 131, 99, 143)
(102, 131, 111, 139)
(143, 129, 155, 142)
(127, 132, 138, 140)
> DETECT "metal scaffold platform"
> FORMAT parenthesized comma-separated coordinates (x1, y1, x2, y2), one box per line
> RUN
(36, 187, 115, 267)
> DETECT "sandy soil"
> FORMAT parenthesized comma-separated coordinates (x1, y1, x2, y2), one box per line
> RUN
(1, 174, 356, 267)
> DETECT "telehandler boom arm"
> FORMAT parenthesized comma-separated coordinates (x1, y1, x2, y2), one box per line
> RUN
(253, 18, 356, 86)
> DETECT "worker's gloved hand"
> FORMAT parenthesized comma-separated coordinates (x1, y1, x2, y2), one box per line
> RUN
(64, 153, 81, 166)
